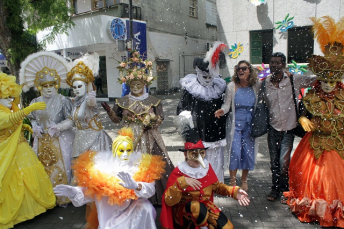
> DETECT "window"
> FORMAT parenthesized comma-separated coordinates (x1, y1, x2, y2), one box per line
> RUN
(206, 0, 217, 26)
(250, 30, 273, 64)
(189, 0, 197, 18)
(92, 0, 105, 9)
(288, 26, 314, 63)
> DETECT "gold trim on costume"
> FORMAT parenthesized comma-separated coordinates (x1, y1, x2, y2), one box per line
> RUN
(73, 106, 103, 131)
(303, 89, 344, 159)
(34, 67, 61, 90)
(37, 133, 70, 205)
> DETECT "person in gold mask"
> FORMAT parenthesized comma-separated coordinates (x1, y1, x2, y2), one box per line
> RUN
(283, 16, 344, 228)
(0, 73, 56, 228)
(53, 127, 166, 229)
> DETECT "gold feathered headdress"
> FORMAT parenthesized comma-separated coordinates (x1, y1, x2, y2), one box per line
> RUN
(309, 16, 344, 81)
(66, 53, 99, 92)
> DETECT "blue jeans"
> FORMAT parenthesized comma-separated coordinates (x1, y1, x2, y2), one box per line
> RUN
(267, 126, 294, 192)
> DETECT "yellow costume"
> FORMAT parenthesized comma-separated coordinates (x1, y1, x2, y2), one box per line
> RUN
(0, 73, 55, 229)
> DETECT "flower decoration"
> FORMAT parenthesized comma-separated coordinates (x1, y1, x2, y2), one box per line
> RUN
(251, 0, 266, 6)
(288, 60, 307, 74)
(117, 50, 155, 85)
(0, 73, 22, 99)
(228, 43, 243, 59)
(123, 112, 162, 128)
(256, 63, 271, 80)
(276, 14, 294, 32)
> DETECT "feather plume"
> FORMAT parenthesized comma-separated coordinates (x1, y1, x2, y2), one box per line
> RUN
(311, 16, 344, 53)
(311, 17, 330, 53)
(118, 127, 134, 141)
(173, 111, 194, 141)
(204, 42, 228, 68)
(335, 17, 344, 45)
(72, 53, 99, 77)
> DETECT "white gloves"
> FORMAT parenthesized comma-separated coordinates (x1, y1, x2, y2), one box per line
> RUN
(118, 171, 139, 190)
(53, 184, 78, 199)
(48, 125, 60, 137)
(48, 119, 73, 137)
(32, 125, 43, 138)
(86, 91, 97, 107)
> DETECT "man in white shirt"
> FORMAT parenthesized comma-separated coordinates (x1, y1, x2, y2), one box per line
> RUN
(265, 52, 316, 203)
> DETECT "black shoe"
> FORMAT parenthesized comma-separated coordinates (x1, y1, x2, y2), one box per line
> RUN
(267, 190, 279, 201)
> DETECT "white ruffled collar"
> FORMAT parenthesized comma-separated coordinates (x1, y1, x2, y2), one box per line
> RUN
(178, 159, 209, 179)
(180, 74, 226, 101)
(92, 151, 142, 176)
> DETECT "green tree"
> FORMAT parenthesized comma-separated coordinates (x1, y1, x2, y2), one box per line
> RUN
(0, 0, 74, 77)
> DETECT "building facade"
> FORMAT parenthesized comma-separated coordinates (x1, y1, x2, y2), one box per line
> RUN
(39, 0, 221, 99)
(217, 0, 344, 73)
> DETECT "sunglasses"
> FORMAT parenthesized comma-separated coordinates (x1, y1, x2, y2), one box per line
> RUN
(236, 66, 248, 72)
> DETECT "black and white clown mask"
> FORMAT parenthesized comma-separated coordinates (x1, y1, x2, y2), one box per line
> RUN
(196, 67, 214, 86)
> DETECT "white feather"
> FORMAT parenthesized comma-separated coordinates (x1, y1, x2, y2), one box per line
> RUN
(19, 51, 70, 91)
(72, 52, 100, 76)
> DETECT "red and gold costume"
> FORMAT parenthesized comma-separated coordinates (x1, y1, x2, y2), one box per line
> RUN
(160, 161, 239, 229)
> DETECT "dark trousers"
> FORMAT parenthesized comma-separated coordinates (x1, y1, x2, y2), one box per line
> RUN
(267, 126, 294, 192)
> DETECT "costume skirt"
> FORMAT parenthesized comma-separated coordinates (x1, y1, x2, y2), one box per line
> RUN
(0, 142, 55, 228)
(284, 132, 344, 228)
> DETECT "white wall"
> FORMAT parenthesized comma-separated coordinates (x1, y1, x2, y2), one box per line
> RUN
(38, 15, 117, 51)
(217, 0, 344, 72)
(147, 31, 225, 88)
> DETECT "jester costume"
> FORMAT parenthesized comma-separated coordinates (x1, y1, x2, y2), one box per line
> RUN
(160, 161, 239, 229)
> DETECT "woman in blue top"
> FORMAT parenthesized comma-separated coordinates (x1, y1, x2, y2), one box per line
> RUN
(215, 60, 260, 191)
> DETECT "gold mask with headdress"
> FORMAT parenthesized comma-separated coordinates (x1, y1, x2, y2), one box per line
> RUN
(308, 16, 344, 81)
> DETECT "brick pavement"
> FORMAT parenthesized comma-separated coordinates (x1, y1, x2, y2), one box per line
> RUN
(15, 94, 333, 229)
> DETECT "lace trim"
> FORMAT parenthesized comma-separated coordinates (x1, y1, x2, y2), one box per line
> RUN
(180, 74, 226, 101)
(177, 160, 209, 179)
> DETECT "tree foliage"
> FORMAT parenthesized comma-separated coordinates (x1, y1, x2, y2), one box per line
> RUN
(0, 0, 74, 77)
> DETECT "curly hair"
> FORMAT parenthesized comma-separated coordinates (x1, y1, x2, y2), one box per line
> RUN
(0, 72, 22, 99)
(232, 60, 259, 86)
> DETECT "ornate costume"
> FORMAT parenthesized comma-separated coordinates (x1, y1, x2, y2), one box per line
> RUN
(54, 128, 166, 229)
(160, 118, 243, 229)
(49, 53, 112, 159)
(20, 51, 75, 206)
(284, 16, 344, 228)
(105, 51, 174, 204)
(177, 42, 228, 182)
(0, 73, 55, 228)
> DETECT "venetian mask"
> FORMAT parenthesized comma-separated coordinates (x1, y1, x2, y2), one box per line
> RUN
(129, 80, 145, 96)
(185, 149, 206, 168)
(73, 80, 87, 97)
(321, 80, 337, 93)
(113, 140, 133, 161)
(0, 97, 14, 108)
(42, 83, 57, 97)
(196, 67, 213, 86)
